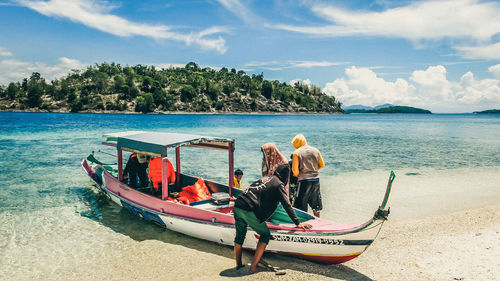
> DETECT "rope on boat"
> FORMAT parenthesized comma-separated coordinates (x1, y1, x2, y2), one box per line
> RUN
(362, 220, 384, 232)
(371, 220, 386, 242)
(97, 149, 118, 159)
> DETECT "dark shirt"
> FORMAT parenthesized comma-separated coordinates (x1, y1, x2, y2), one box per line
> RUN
(235, 176, 300, 225)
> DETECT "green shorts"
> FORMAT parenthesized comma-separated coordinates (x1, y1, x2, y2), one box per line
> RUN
(233, 207, 271, 245)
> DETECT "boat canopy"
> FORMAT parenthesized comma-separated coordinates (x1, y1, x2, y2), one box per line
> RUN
(103, 131, 234, 157)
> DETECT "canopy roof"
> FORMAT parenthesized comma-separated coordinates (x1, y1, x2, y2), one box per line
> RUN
(104, 131, 234, 157)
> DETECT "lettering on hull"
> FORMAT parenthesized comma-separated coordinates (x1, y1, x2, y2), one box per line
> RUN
(271, 234, 372, 246)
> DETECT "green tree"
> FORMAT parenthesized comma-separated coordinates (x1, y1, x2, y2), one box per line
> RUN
(180, 85, 196, 102)
(206, 80, 221, 101)
(27, 84, 43, 107)
(135, 93, 155, 113)
(128, 85, 140, 99)
(70, 99, 83, 112)
(141, 76, 154, 92)
(185, 62, 201, 72)
(222, 82, 234, 95)
(152, 88, 167, 106)
(261, 80, 272, 99)
(93, 72, 109, 94)
(7, 82, 21, 100)
(114, 75, 125, 92)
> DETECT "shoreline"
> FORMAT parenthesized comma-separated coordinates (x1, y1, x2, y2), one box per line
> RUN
(0, 109, 344, 115)
(0, 109, 491, 115)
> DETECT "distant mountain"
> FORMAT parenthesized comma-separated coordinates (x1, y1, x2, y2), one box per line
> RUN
(343, 104, 393, 111)
(374, 103, 394, 110)
(473, 109, 500, 114)
(346, 105, 431, 114)
(343, 104, 374, 110)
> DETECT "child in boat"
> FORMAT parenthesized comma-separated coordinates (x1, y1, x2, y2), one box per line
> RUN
(233, 164, 312, 273)
(234, 169, 243, 189)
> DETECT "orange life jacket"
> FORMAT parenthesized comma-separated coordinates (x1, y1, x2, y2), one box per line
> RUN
(148, 157, 175, 190)
(176, 177, 211, 205)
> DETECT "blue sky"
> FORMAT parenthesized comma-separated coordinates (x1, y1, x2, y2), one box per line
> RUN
(1, 0, 500, 112)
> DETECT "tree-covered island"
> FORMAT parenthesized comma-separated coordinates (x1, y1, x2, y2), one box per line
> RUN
(473, 109, 500, 114)
(0, 62, 344, 114)
(346, 106, 431, 114)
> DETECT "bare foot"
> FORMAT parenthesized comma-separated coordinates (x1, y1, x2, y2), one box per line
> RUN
(249, 266, 263, 274)
(235, 264, 245, 270)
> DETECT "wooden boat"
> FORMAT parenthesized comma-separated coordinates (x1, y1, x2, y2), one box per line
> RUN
(81, 131, 395, 264)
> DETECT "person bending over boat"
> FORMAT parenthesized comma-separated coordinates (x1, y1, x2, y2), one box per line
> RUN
(233, 164, 312, 273)
(123, 153, 149, 188)
(291, 134, 325, 217)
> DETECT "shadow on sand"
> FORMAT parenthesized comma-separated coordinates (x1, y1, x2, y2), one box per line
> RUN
(218, 251, 374, 280)
(77, 183, 374, 281)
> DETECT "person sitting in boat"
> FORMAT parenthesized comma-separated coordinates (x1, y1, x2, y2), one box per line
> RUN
(234, 169, 243, 189)
(123, 153, 149, 188)
(233, 164, 312, 273)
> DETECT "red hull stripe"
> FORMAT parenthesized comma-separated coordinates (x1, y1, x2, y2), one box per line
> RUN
(279, 251, 361, 264)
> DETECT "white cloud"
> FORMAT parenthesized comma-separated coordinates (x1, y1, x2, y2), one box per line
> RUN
(243, 60, 345, 70)
(456, 72, 500, 106)
(278, 0, 500, 40)
(455, 42, 500, 60)
(0, 57, 87, 85)
(289, 78, 311, 87)
(323, 66, 418, 107)
(153, 63, 188, 70)
(488, 64, 500, 79)
(216, 0, 255, 23)
(0, 46, 13, 57)
(410, 65, 454, 103)
(323, 65, 500, 113)
(17, 0, 227, 53)
(244, 61, 280, 67)
(272, 0, 500, 59)
(290, 61, 347, 68)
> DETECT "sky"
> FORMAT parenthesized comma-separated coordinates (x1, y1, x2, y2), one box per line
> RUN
(1, 0, 500, 113)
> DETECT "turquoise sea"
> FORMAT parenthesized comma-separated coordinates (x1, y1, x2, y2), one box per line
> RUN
(1, 112, 499, 280)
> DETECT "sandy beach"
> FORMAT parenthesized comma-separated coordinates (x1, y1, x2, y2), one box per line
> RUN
(2, 167, 498, 281)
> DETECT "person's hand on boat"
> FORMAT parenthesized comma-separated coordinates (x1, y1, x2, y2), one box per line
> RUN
(297, 222, 312, 230)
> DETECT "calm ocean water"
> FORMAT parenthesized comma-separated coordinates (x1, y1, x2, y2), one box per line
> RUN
(1, 112, 499, 279)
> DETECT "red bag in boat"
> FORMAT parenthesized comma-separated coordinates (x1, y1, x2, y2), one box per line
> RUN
(177, 177, 211, 204)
